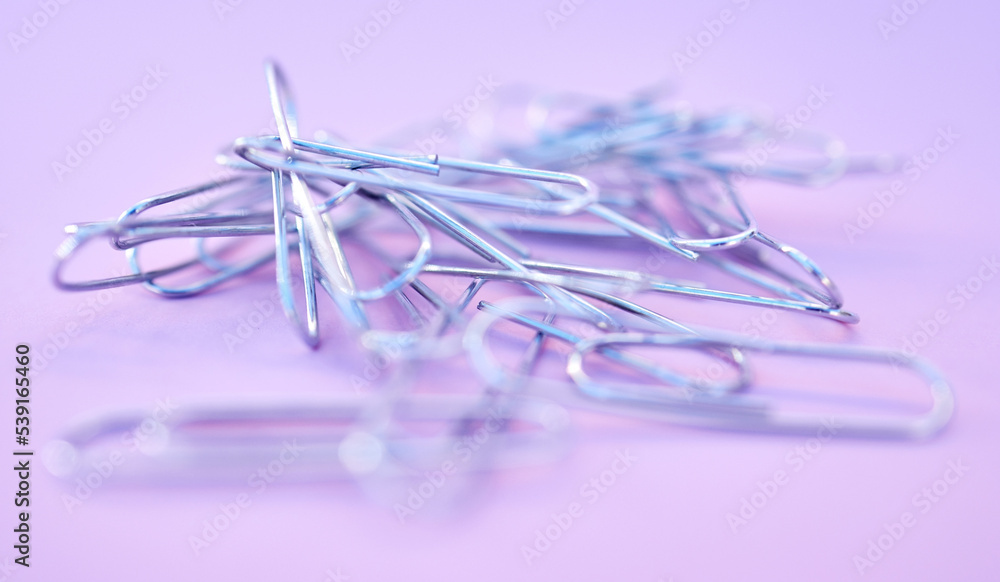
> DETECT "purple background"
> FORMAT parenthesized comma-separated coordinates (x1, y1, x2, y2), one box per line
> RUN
(2, 0, 999, 579)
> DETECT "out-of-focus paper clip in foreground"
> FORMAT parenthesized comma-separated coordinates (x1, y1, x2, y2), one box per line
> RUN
(42, 395, 573, 486)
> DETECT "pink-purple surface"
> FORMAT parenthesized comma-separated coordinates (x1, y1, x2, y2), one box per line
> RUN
(2, 0, 999, 580)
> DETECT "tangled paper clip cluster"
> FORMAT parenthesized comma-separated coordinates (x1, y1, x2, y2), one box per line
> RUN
(50, 63, 953, 483)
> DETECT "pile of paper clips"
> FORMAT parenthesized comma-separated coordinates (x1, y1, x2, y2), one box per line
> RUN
(47, 63, 954, 486)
